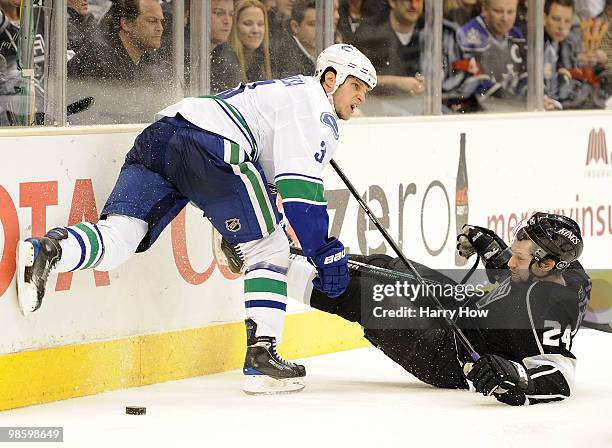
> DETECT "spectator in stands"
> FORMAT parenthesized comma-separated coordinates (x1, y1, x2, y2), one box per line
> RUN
(230, 0, 272, 82)
(337, 0, 388, 45)
(210, 0, 242, 92)
(542, 0, 591, 109)
(0, 0, 20, 125)
(452, 0, 528, 111)
(332, 0, 343, 43)
(274, 0, 321, 78)
(158, 0, 241, 94)
(68, 0, 172, 124)
(601, 0, 612, 73)
(0, 0, 19, 72)
(1, 0, 47, 125)
(573, 0, 610, 106)
(268, 0, 294, 42)
(268, 0, 294, 75)
(575, 0, 606, 18)
(68, 0, 99, 55)
(69, 0, 166, 81)
(272, 0, 341, 77)
(0, 0, 17, 20)
(353, 0, 426, 114)
(444, 0, 480, 26)
(262, 0, 276, 11)
(603, 0, 612, 106)
(158, 0, 189, 69)
(515, 0, 528, 35)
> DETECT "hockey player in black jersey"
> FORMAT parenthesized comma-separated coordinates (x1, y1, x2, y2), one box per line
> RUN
(287, 212, 590, 405)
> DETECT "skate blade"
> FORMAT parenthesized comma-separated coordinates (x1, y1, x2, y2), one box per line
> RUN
(242, 375, 305, 395)
(16, 241, 38, 317)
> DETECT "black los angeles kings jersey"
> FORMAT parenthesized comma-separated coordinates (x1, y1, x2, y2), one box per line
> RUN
(458, 262, 591, 405)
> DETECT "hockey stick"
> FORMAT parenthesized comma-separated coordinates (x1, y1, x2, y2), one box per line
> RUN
(289, 246, 446, 287)
(67, 96, 94, 116)
(5, 97, 95, 125)
(329, 159, 481, 362)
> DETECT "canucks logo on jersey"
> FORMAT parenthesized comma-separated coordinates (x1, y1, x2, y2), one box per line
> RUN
(320, 112, 339, 140)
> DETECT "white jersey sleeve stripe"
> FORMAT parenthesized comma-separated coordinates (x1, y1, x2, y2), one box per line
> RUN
(530, 367, 559, 379)
(525, 281, 545, 355)
(275, 172, 323, 183)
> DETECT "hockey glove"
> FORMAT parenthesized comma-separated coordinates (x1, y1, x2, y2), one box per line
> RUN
(310, 237, 349, 298)
(465, 354, 535, 400)
(456, 225, 512, 283)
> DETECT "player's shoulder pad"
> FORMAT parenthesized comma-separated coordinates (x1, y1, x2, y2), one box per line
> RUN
(562, 261, 591, 290)
(528, 280, 581, 322)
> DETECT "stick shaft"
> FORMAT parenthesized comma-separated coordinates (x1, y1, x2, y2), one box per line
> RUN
(330, 159, 480, 361)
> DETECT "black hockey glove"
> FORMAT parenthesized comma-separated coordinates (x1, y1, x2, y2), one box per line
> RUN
(465, 354, 535, 402)
(456, 225, 512, 283)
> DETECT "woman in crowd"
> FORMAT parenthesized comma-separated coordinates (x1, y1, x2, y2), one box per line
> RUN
(230, 0, 273, 82)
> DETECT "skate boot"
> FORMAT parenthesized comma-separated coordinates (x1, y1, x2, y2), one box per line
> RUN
(242, 318, 306, 395)
(16, 227, 66, 316)
(212, 228, 245, 275)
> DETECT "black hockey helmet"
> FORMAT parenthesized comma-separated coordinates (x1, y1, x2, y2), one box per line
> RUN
(514, 212, 583, 270)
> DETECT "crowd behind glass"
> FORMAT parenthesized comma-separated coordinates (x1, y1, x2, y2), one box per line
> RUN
(0, 0, 611, 125)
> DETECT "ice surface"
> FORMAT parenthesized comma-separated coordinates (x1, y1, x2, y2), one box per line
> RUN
(1, 329, 611, 448)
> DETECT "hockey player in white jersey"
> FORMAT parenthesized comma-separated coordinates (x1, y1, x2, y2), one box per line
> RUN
(15, 44, 377, 395)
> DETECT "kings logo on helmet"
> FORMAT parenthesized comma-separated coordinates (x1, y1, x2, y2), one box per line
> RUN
(557, 228, 580, 244)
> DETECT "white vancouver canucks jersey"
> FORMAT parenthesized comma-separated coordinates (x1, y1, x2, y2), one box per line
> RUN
(156, 75, 341, 254)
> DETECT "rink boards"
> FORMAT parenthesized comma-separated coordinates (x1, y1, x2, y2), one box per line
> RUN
(0, 111, 611, 410)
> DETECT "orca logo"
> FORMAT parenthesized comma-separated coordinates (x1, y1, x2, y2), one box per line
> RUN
(320, 112, 339, 140)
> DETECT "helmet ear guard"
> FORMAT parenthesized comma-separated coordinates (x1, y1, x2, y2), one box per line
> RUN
(315, 44, 377, 95)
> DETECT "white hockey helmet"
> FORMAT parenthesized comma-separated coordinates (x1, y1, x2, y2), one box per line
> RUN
(315, 44, 377, 94)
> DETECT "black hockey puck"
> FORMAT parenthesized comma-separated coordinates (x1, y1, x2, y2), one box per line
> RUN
(125, 406, 146, 415)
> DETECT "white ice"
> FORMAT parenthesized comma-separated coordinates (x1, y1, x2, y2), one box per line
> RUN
(1, 329, 611, 448)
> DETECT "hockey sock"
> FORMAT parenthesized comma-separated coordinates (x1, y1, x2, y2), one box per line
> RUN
(54, 222, 105, 272)
(244, 262, 288, 342)
(239, 226, 291, 342)
(54, 215, 148, 273)
(287, 257, 316, 306)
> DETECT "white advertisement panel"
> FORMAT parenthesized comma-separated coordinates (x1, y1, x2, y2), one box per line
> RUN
(330, 113, 611, 270)
(0, 129, 296, 354)
(0, 111, 610, 355)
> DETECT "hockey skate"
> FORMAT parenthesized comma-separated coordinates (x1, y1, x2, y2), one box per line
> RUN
(212, 228, 245, 274)
(243, 319, 306, 395)
(16, 228, 66, 316)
